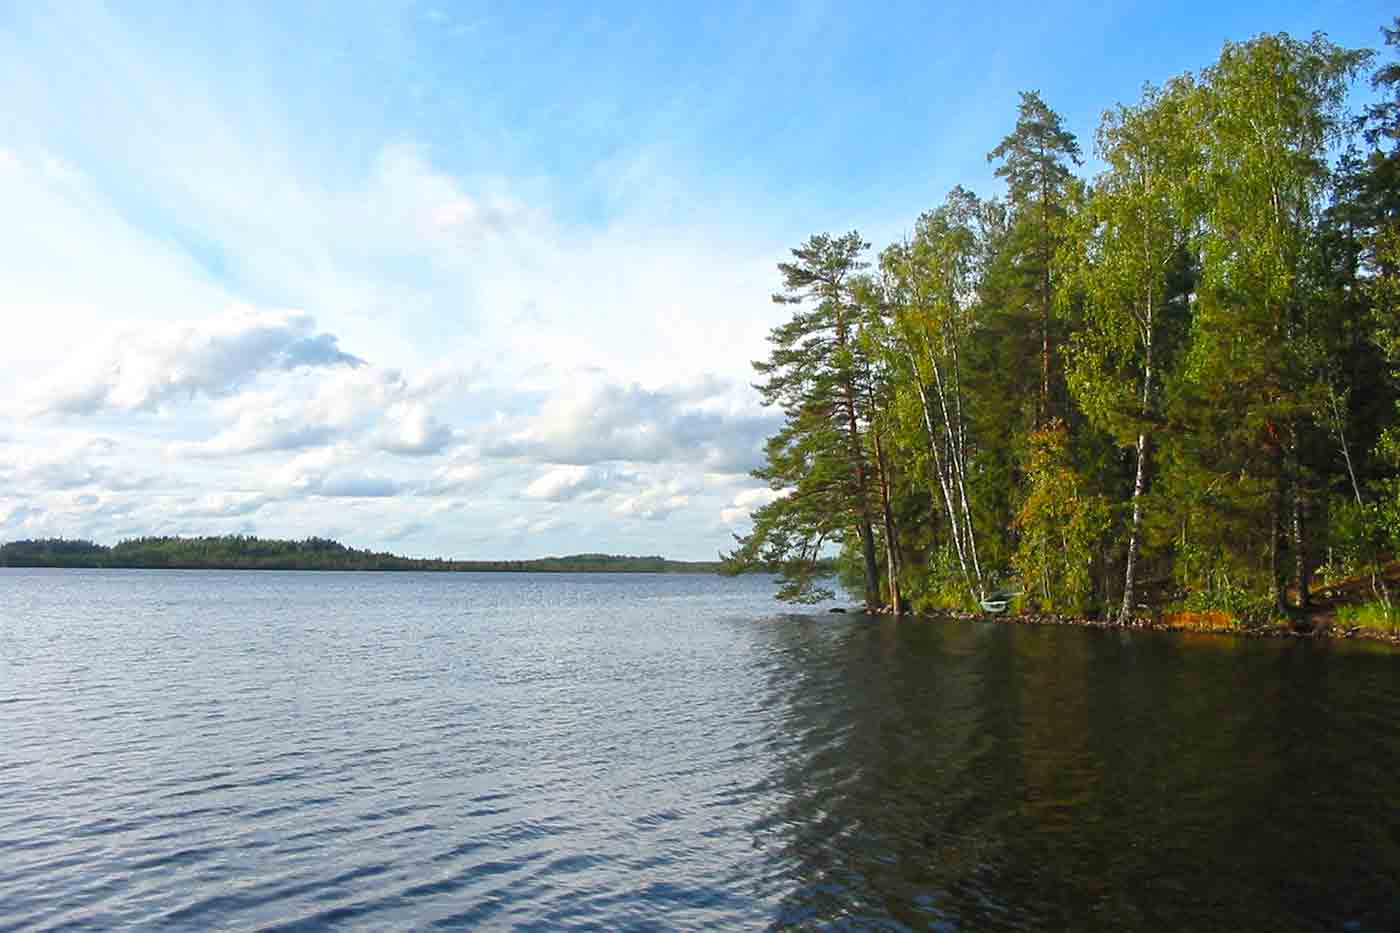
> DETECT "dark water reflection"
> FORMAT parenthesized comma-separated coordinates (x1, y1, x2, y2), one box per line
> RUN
(753, 618, 1400, 930)
(1, 570, 1397, 930)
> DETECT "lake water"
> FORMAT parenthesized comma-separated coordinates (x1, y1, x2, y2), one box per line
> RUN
(2, 569, 1398, 930)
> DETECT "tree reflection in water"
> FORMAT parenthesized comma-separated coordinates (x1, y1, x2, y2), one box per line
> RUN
(743, 615, 1400, 931)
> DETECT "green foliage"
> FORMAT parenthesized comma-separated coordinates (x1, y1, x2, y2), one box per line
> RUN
(1318, 497, 1386, 583)
(724, 231, 889, 606)
(727, 21, 1400, 627)
(1064, 76, 1198, 445)
(1011, 423, 1112, 615)
(986, 90, 1084, 427)
(1335, 599, 1400, 633)
(0, 538, 107, 567)
(1175, 579, 1274, 626)
(0, 537, 722, 573)
(988, 90, 1083, 213)
(905, 545, 977, 612)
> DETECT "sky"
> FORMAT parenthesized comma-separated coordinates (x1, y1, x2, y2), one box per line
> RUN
(0, 1, 1392, 560)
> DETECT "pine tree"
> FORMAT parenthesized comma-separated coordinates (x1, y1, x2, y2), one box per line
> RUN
(726, 232, 884, 607)
(988, 91, 1083, 427)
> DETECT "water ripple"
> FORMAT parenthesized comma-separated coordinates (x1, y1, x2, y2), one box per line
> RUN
(1, 569, 1398, 930)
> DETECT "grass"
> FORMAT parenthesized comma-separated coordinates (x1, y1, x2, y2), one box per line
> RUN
(1333, 599, 1400, 635)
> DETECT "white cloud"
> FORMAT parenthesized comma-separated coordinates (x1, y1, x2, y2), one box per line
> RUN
(375, 401, 456, 456)
(174, 364, 469, 459)
(0, 8, 804, 561)
(720, 486, 785, 525)
(184, 492, 274, 518)
(420, 458, 485, 496)
(485, 378, 776, 471)
(612, 486, 690, 521)
(521, 464, 630, 502)
(0, 435, 154, 494)
(0, 502, 46, 534)
(501, 515, 563, 536)
(261, 446, 397, 499)
(32, 306, 362, 417)
(318, 473, 402, 498)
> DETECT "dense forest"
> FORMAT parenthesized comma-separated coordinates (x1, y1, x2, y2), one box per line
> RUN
(725, 22, 1400, 631)
(0, 536, 722, 573)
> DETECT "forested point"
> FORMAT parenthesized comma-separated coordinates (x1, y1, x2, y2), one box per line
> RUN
(0, 536, 722, 574)
(725, 21, 1400, 637)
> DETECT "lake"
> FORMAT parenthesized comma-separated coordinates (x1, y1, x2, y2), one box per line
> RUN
(1, 569, 1398, 930)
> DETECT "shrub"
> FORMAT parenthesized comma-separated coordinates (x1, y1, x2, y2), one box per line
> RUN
(1334, 600, 1400, 634)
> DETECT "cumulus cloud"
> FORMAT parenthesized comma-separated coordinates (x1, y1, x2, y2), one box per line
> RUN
(0, 436, 152, 494)
(178, 404, 340, 458)
(270, 446, 403, 499)
(318, 473, 401, 498)
(419, 457, 485, 496)
(612, 486, 690, 521)
(35, 306, 362, 416)
(174, 364, 467, 459)
(720, 486, 786, 525)
(521, 464, 634, 502)
(374, 401, 456, 456)
(0, 486, 146, 542)
(501, 515, 563, 536)
(383, 521, 428, 543)
(519, 464, 709, 522)
(183, 492, 273, 518)
(0, 502, 45, 533)
(0, 13, 798, 560)
(485, 378, 776, 471)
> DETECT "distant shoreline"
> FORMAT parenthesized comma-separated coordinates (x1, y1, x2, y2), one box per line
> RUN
(1, 564, 723, 574)
(0, 535, 723, 574)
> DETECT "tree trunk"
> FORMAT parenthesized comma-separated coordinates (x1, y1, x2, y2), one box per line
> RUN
(1040, 173, 1054, 427)
(855, 506, 879, 610)
(1041, 284, 1052, 427)
(1331, 391, 1390, 608)
(924, 335, 986, 601)
(1120, 304, 1154, 623)
(836, 312, 879, 610)
(913, 375, 970, 587)
(873, 428, 902, 615)
(1291, 444, 1309, 611)
(1120, 432, 1148, 622)
(947, 331, 985, 595)
(1270, 468, 1287, 614)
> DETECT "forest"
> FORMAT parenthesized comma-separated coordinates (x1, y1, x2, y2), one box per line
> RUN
(0, 536, 722, 573)
(725, 22, 1400, 632)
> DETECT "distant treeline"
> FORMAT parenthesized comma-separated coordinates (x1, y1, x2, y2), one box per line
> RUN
(0, 536, 724, 574)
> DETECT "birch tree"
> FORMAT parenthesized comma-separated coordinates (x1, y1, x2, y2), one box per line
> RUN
(1187, 33, 1369, 611)
(1065, 77, 1201, 620)
(876, 188, 988, 602)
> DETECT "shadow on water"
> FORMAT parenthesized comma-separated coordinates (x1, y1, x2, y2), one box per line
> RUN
(746, 615, 1400, 931)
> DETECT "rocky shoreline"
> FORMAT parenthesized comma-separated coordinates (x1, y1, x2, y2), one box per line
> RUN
(843, 605, 1400, 647)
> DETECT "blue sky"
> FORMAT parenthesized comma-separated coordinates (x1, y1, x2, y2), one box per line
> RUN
(0, 0, 1391, 559)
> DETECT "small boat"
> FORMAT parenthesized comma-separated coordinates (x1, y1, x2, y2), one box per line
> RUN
(979, 591, 1020, 615)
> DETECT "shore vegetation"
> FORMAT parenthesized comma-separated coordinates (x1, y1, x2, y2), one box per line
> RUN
(726, 21, 1400, 640)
